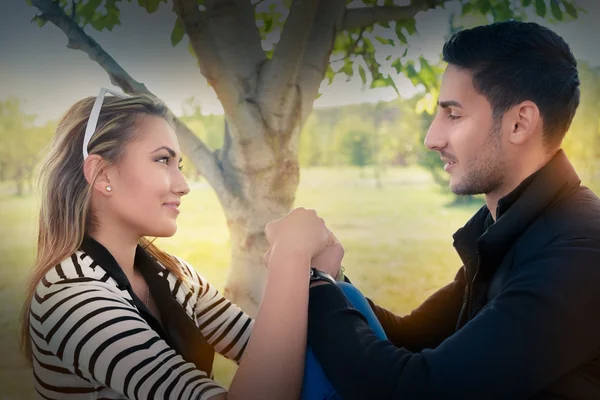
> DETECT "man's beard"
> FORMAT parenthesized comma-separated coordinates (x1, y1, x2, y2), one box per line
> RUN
(451, 121, 506, 196)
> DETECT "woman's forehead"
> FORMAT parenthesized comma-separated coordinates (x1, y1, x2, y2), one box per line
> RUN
(132, 116, 180, 153)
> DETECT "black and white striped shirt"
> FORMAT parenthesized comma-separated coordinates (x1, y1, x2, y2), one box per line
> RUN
(30, 236, 254, 399)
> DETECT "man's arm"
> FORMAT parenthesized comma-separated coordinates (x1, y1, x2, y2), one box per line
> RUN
(365, 267, 466, 351)
(308, 238, 600, 400)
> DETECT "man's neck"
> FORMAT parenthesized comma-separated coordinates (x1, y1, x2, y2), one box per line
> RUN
(485, 150, 556, 221)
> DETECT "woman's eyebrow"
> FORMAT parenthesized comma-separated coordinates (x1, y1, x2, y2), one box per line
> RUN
(151, 146, 183, 162)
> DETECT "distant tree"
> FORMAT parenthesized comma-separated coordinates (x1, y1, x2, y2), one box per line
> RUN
(0, 98, 54, 196)
(343, 129, 373, 173)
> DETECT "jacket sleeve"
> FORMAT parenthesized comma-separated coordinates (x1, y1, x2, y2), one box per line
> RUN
(307, 238, 600, 400)
(366, 267, 466, 351)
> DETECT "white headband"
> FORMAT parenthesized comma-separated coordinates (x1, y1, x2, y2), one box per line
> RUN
(82, 88, 131, 160)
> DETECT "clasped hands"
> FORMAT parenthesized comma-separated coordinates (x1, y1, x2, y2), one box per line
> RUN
(263, 208, 344, 280)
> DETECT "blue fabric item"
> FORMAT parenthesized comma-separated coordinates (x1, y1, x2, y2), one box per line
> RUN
(301, 282, 386, 400)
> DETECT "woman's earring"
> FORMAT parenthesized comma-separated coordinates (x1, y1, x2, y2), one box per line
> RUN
(105, 185, 112, 192)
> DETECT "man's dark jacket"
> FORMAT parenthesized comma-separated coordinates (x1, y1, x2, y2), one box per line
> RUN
(307, 150, 600, 399)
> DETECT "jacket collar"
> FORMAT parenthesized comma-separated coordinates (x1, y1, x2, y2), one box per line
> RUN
(79, 235, 164, 289)
(453, 149, 581, 278)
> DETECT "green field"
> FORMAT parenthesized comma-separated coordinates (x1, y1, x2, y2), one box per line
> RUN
(0, 166, 483, 399)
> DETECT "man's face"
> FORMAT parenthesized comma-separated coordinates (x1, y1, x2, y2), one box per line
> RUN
(424, 65, 508, 196)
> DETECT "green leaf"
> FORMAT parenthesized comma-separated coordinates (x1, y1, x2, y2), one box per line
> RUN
(325, 65, 335, 84)
(138, 0, 163, 13)
(375, 36, 389, 46)
(370, 76, 398, 94)
(461, 3, 472, 17)
(562, 1, 577, 18)
(171, 18, 185, 47)
(264, 17, 273, 33)
(394, 23, 408, 44)
(535, 0, 547, 17)
(522, 0, 533, 6)
(342, 60, 353, 76)
(550, 0, 563, 19)
(477, 0, 491, 14)
(391, 58, 403, 74)
(31, 15, 46, 27)
(358, 64, 367, 85)
(78, 0, 102, 22)
(362, 37, 375, 53)
(397, 19, 417, 36)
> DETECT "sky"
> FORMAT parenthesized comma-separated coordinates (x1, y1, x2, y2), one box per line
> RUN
(1, 0, 600, 125)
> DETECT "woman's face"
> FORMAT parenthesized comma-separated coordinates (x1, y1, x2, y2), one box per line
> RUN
(103, 115, 190, 238)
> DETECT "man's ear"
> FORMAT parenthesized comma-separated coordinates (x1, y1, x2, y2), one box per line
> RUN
(83, 155, 113, 197)
(507, 101, 540, 145)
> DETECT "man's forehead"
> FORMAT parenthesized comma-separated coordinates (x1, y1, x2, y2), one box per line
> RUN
(439, 65, 479, 105)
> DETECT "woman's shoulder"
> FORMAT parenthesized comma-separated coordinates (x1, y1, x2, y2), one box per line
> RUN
(34, 250, 126, 300)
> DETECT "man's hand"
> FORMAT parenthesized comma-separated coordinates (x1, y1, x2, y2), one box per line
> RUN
(311, 231, 345, 279)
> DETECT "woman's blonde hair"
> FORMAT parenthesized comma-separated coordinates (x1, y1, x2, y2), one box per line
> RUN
(20, 92, 190, 363)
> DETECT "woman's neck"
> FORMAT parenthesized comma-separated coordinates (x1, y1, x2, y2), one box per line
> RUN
(88, 224, 140, 280)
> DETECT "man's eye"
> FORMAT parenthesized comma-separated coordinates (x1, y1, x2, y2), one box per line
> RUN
(448, 114, 461, 120)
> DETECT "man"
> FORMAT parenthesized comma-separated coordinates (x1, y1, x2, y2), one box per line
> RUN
(307, 21, 600, 399)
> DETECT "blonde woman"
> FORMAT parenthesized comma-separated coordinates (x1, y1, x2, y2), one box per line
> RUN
(20, 89, 337, 399)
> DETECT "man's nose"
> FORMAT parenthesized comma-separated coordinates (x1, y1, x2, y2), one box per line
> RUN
(424, 115, 447, 151)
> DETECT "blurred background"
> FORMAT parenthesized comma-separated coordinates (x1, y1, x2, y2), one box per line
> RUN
(1, 0, 599, 398)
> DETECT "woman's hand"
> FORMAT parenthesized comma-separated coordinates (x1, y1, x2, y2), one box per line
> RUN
(311, 231, 345, 279)
(264, 208, 333, 265)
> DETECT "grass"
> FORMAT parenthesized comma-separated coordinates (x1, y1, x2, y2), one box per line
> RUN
(0, 166, 483, 399)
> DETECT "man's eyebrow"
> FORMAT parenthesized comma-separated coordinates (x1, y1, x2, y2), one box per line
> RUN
(151, 146, 183, 162)
(438, 100, 464, 108)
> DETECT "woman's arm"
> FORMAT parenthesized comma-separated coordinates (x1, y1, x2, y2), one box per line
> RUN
(226, 250, 310, 399)
(222, 207, 333, 400)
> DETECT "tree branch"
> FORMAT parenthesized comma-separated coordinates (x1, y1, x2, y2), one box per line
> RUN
(30, 0, 230, 204)
(296, 0, 347, 128)
(342, 1, 450, 31)
(173, 0, 266, 140)
(257, 0, 320, 133)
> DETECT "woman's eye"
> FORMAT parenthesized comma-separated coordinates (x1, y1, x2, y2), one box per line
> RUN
(157, 156, 170, 164)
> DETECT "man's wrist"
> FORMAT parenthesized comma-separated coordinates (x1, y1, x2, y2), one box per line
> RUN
(310, 268, 336, 286)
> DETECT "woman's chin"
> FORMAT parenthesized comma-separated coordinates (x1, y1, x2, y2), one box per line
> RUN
(146, 224, 178, 238)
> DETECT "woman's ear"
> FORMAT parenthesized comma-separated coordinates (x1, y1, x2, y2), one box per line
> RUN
(508, 101, 540, 145)
(83, 155, 113, 197)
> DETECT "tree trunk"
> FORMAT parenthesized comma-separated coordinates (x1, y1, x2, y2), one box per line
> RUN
(220, 145, 301, 315)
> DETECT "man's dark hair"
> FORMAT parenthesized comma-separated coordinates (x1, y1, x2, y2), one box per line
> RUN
(442, 20, 580, 149)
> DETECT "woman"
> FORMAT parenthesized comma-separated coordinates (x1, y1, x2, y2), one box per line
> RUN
(20, 88, 336, 399)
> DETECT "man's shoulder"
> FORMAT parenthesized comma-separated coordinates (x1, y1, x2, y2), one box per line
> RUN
(543, 184, 600, 241)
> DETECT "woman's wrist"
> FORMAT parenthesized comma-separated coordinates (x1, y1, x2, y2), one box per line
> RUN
(267, 244, 311, 270)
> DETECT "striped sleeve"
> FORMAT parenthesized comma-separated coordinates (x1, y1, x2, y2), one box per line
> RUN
(30, 264, 227, 400)
(177, 258, 254, 364)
